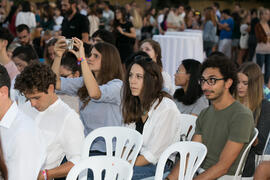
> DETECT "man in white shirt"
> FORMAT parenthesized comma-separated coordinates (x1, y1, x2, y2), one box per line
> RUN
(14, 62, 85, 180)
(166, 4, 185, 32)
(0, 64, 46, 180)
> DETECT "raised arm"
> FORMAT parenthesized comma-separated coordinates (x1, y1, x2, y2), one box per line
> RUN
(52, 37, 67, 90)
(71, 38, 101, 100)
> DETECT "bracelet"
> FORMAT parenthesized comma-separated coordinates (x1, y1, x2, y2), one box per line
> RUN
(77, 57, 86, 65)
(42, 169, 47, 180)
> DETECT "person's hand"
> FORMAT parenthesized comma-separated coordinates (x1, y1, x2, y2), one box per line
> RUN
(54, 36, 67, 58)
(71, 37, 85, 59)
(117, 26, 124, 34)
(37, 171, 45, 180)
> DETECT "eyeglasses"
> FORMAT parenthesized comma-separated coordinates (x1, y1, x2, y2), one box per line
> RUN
(199, 77, 225, 86)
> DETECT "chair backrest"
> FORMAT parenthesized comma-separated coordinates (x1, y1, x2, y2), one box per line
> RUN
(66, 156, 133, 180)
(233, 128, 259, 180)
(179, 114, 197, 141)
(81, 126, 143, 166)
(155, 141, 207, 180)
(263, 132, 270, 155)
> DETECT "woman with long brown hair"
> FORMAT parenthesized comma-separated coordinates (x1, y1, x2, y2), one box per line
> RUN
(235, 62, 270, 177)
(203, 7, 217, 57)
(52, 38, 124, 155)
(122, 56, 180, 179)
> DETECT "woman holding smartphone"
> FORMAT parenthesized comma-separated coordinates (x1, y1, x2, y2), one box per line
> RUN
(52, 37, 124, 155)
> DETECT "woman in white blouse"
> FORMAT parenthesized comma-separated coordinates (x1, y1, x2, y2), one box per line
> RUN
(122, 56, 181, 179)
(140, 39, 174, 95)
(15, 1, 36, 29)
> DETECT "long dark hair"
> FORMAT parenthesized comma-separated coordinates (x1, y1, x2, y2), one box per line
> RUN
(122, 56, 171, 124)
(77, 42, 124, 108)
(174, 59, 203, 105)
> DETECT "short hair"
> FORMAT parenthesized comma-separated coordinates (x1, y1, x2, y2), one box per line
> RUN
(12, 45, 39, 64)
(92, 29, 116, 45)
(0, 65, 11, 94)
(21, 1, 31, 12)
(213, 2, 220, 9)
(14, 62, 56, 95)
(0, 27, 14, 48)
(222, 9, 231, 16)
(16, 24, 30, 33)
(251, 8, 257, 16)
(201, 55, 237, 94)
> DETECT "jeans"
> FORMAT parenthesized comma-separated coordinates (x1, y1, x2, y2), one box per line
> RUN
(132, 161, 172, 180)
(256, 53, 270, 84)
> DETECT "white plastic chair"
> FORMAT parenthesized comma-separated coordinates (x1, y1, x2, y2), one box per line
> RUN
(66, 156, 133, 180)
(179, 114, 197, 141)
(81, 126, 143, 166)
(155, 141, 207, 180)
(232, 128, 259, 180)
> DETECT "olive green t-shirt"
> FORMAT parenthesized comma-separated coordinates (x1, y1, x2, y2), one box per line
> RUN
(195, 101, 254, 175)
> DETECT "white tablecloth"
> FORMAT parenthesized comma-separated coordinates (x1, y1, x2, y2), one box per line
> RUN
(153, 34, 204, 91)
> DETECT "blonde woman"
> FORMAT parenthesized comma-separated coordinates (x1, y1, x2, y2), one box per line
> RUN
(235, 62, 270, 177)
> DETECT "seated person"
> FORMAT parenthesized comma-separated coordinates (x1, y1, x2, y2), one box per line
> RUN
(166, 55, 254, 180)
(173, 59, 208, 116)
(235, 62, 270, 177)
(14, 62, 85, 180)
(122, 56, 181, 179)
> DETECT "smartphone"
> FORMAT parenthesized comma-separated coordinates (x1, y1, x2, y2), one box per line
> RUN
(65, 39, 74, 50)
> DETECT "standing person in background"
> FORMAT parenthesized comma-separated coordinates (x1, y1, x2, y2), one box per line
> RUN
(166, 4, 185, 32)
(113, 6, 136, 64)
(212, 2, 221, 20)
(15, 1, 36, 29)
(88, 3, 100, 37)
(255, 8, 270, 85)
(101, 1, 114, 31)
(231, 12, 241, 62)
(203, 7, 217, 57)
(130, 8, 143, 51)
(61, 0, 90, 43)
(247, 8, 259, 62)
(218, 9, 234, 59)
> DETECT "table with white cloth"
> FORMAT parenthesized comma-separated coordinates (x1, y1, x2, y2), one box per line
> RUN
(153, 31, 204, 91)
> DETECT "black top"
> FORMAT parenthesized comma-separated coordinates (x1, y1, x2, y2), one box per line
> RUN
(61, 13, 89, 39)
(242, 99, 270, 177)
(250, 17, 259, 35)
(115, 21, 135, 44)
(135, 118, 148, 134)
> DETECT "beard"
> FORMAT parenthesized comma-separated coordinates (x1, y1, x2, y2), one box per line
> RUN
(62, 8, 73, 17)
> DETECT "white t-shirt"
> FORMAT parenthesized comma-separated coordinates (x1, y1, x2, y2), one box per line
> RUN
(166, 11, 184, 32)
(15, 12, 36, 29)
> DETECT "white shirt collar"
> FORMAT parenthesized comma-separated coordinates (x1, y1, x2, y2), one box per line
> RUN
(0, 102, 18, 129)
(40, 97, 60, 114)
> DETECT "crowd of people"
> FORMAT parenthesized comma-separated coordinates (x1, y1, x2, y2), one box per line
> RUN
(0, 0, 270, 179)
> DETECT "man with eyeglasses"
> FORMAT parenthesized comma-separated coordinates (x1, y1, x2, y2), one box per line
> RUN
(166, 55, 254, 180)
